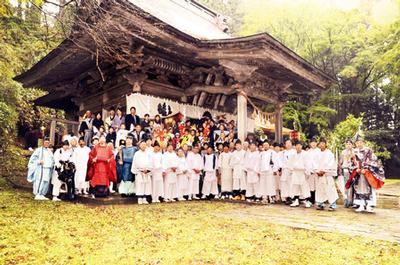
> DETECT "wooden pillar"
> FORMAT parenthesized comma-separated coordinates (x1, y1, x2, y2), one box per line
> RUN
(274, 102, 284, 144)
(237, 92, 247, 141)
(49, 119, 56, 146)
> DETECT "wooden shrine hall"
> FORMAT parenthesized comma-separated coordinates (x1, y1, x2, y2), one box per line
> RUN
(14, 0, 334, 142)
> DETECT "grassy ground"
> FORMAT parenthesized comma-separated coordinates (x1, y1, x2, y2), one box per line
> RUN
(1, 184, 399, 265)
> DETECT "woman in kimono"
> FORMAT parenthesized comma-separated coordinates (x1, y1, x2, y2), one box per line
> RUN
(27, 136, 54, 200)
(117, 135, 137, 197)
(349, 135, 385, 213)
(87, 135, 117, 197)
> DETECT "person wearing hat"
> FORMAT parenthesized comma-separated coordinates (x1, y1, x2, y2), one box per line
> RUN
(150, 141, 164, 203)
(280, 139, 296, 205)
(117, 135, 137, 197)
(27, 136, 55, 200)
(51, 140, 74, 201)
(338, 138, 354, 208)
(351, 135, 385, 213)
(218, 142, 233, 200)
(306, 136, 321, 205)
(288, 141, 312, 208)
(314, 137, 339, 211)
(244, 142, 261, 202)
(131, 141, 152, 204)
(73, 137, 91, 195)
(230, 140, 247, 200)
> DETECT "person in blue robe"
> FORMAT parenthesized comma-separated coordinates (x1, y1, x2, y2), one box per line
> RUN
(117, 135, 137, 196)
(27, 137, 54, 200)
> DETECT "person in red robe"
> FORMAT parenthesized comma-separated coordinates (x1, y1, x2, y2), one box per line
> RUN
(87, 135, 117, 197)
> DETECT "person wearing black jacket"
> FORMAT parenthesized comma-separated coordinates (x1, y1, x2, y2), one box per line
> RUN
(125, 106, 141, 131)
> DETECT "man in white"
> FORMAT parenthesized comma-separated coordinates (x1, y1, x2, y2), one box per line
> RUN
(288, 141, 312, 208)
(162, 143, 179, 202)
(315, 138, 339, 211)
(186, 145, 203, 200)
(177, 148, 189, 201)
(258, 141, 278, 204)
(272, 142, 282, 201)
(218, 143, 233, 200)
(202, 146, 219, 199)
(131, 141, 152, 205)
(74, 137, 91, 195)
(280, 140, 296, 205)
(244, 142, 260, 202)
(150, 141, 164, 203)
(306, 137, 320, 205)
(230, 140, 247, 201)
(52, 140, 73, 201)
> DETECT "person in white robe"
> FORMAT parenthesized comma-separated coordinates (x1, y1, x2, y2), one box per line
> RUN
(305, 137, 320, 205)
(218, 143, 233, 199)
(315, 138, 339, 211)
(131, 141, 152, 205)
(74, 137, 91, 194)
(244, 142, 260, 202)
(288, 141, 312, 208)
(52, 140, 74, 201)
(116, 124, 129, 148)
(162, 143, 179, 202)
(272, 142, 283, 201)
(27, 137, 54, 200)
(201, 146, 219, 199)
(150, 141, 164, 203)
(338, 139, 354, 208)
(258, 141, 278, 203)
(176, 148, 189, 201)
(186, 145, 203, 200)
(280, 140, 296, 204)
(230, 140, 247, 201)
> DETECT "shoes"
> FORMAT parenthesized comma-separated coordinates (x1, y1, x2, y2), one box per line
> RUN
(178, 197, 185, 201)
(316, 205, 324, 210)
(290, 199, 300, 207)
(304, 200, 312, 208)
(142, 199, 149, 204)
(355, 206, 365, 212)
(240, 195, 246, 201)
(220, 195, 226, 200)
(52, 197, 61, 202)
(366, 205, 374, 213)
(193, 196, 200, 200)
(138, 198, 143, 205)
(328, 206, 336, 211)
(187, 197, 192, 201)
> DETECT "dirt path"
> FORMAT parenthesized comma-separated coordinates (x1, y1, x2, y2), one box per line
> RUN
(218, 203, 400, 242)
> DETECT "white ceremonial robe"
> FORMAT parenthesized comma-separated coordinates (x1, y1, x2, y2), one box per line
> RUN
(73, 146, 91, 191)
(218, 152, 233, 193)
(186, 152, 203, 196)
(202, 154, 218, 195)
(52, 148, 73, 197)
(163, 151, 179, 200)
(280, 149, 296, 199)
(273, 151, 282, 193)
(131, 150, 152, 196)
(151, 151, 164, 200)
(177, 156, 189, 198)
(244, 151, 260, 197)
(230, 149, 247, 191)
(288, 150, 311, 199)
(258, 150, 277, 197)
(306, 147, 320, 192)
(315, 149, 339, 205)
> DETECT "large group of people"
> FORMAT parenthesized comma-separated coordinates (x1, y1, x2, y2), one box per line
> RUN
(27, 106, 385, 213)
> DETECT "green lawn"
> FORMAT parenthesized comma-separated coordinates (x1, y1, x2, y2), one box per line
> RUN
(0, 184, 399, 265)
